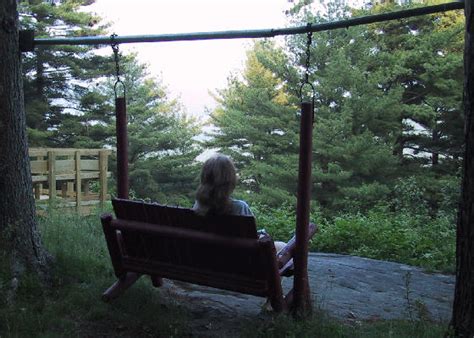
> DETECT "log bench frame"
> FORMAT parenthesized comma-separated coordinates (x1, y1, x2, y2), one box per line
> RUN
(101, 198, 317, 312)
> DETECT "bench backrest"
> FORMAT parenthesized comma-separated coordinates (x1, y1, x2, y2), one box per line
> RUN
(104, 199, 279, 297)
(113, 198, 258, 238)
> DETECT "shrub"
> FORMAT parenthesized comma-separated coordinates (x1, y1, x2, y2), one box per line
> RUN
(249, 200, 455, 272)
(312, 208, 455, 272)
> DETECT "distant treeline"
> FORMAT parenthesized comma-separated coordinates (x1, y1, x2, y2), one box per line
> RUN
(21, 0, 464, 218)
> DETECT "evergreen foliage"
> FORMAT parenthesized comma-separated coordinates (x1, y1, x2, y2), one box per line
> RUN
(19, 1, 201, 203)
(208, 41, 301, 206)
(19, 0, 112, 147)
(205, 0, 464, 216)
(118, 57, 201, 204)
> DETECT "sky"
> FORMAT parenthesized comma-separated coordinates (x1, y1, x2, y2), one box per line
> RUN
(87, 0, 292, 118)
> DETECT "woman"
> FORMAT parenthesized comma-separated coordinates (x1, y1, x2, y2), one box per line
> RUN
(193, 153, 253, 216)
(193, 154, 285, 252)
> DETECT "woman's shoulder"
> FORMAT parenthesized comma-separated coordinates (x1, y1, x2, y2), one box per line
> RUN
(230, 199, 253, 216)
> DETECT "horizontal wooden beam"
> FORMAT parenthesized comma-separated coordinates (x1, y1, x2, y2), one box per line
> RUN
(30, 159, 104, 174)
(32, 171, 111, 182)
(29, 148, 112, 157)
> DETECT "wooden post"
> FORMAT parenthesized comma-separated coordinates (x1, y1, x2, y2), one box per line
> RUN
(292, 101, 313, 318)
(34, 183, 42, 200)
(450, 0, 474, 336)
(75, 151, 81, 213)
(47, 151, 56, 201)
(83, 179, 90, 197)
(99, 150, 108, 208)
(61, 182, 68, 198)
(67, 155, 74, 197)
(116, 97, 129, 199)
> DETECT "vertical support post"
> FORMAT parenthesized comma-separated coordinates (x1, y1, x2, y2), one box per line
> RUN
(47, 151, 56, 201)
(292, 101, 313, 317)
(75, 151, 82, 213)
(116, 97, 129, 199)
(99, 150, 108, 208)
(83, 180, 90, 197)
(61, 183, 68, 198)
(451, 0, 474, 336)
(67, 155, 74, 197)
(34, 184, 42, 200)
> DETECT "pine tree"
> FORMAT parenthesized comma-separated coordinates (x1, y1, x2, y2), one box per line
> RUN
(113, 57, 201, 204)
(285, 0, 464, 213)
(19, 0, 111, 147)
(208, 41, 301, 207)
(0, 0, 51, 293)
(364, 1, 464, 212)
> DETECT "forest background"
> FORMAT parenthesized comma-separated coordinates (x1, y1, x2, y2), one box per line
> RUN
(20, 0, 464, 273)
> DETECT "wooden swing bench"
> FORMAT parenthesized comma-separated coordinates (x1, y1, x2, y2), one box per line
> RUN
(101, 198, 317, 312)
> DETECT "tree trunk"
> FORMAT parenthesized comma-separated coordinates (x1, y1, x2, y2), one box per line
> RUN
(0, 0, 51, 300)
(450, 0, 474, 336)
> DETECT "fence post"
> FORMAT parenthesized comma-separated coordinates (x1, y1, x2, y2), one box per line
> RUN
(99, 150, 108, 208)
(47, 151, 56, 201)
(75, 151, 82, 213)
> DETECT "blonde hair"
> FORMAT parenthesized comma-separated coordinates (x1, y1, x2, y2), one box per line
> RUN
(195, 154, 237, 215)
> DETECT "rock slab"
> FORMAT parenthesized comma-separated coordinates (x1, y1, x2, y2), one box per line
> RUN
(161, 253, 454, 324)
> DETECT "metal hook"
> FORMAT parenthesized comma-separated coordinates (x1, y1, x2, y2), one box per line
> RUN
(111, 33, 126, 99)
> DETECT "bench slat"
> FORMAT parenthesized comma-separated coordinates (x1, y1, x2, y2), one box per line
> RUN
(112, 198, 258, 239)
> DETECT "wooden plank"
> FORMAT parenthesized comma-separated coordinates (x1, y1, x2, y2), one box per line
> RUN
(30, 160, 47, 174)
(47, 151, 56, 200)
(36, 199, 102, 207)
(81, 159, 100, 171)
(55, 159, 75, 173)
(75, 151, 81, 212)
(33, 159, 98, 174)
(99, 150, 108, 208)
(29, 148, 112, 157)
(32, 171, 111, 182)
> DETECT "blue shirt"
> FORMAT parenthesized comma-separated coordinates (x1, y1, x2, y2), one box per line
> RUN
(193, 199, 254, 216)
(229, 199, 254, 216)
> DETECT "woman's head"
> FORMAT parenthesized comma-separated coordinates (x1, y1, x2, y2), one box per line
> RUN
(195, 154, 237, 215)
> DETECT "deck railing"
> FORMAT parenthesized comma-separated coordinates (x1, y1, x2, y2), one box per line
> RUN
(29, 148, 112, 213)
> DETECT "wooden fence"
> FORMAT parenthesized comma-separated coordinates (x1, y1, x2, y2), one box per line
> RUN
(29, 148, 112, 214)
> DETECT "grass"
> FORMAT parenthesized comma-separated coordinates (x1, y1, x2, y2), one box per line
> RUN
(0, 208, 189, 337)
(0, 206, 453, 337)
(242, 312, 449, 338)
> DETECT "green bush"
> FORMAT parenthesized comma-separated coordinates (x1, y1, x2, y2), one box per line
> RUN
(312, 208, 456, 273)
(248, 202, 455, 273)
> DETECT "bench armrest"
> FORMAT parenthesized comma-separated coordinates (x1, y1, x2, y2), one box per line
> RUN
(277, 223, 318, 270)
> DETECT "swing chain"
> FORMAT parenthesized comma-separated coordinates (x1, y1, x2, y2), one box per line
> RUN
(303, 29, 312, 85)
(111, 33, 125, 98)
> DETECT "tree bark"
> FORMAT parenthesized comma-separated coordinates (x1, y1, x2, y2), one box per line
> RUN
(0, 0, 51, 300)
(450, 0, 474, 336)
